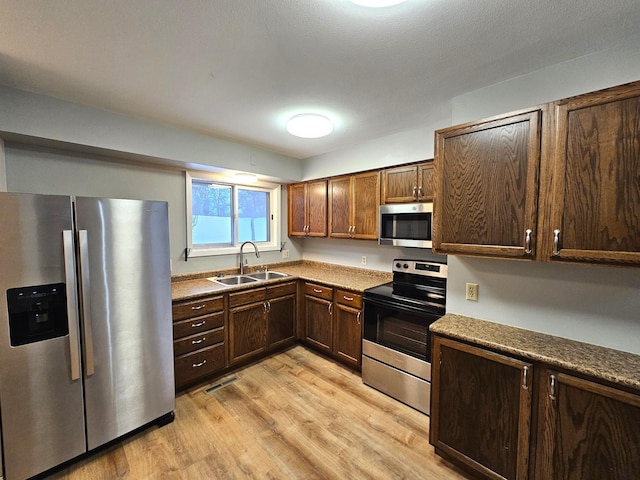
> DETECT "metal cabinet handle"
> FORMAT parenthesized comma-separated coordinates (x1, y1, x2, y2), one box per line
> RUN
(525, 229, 532, 254)
(191, 320, 206, 328)
(63, 230, 82, 381)
(356, 311, 361, 325)
(417, 186, 423, 200)
(328, 302, 333, 316)
(552, 229, 561, 256)
(191, 304, 206, 311)
(412, 186, 418, 200)
(313, 288, 323, 294)
(191, 337, 205, 345)
(549, 374, 557, 401)
(266, 300, 271, 313)
(192, 359, 207, 368)
(522, 366, 529, 390)
(343, 295, 354, 302)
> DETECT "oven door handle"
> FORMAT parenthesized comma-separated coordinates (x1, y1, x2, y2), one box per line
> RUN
(363, 295, 444, 316)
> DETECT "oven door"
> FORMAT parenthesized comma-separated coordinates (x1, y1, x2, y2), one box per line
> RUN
(363, 294, 440, 363)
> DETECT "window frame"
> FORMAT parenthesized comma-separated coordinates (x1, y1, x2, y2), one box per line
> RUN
(186, 171, 281, 257)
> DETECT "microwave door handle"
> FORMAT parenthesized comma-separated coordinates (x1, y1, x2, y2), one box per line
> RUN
(63, 230, 81, 381)
(78, 230, 96, 377)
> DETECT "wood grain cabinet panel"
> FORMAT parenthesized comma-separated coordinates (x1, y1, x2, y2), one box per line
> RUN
(229, 300, 268, 364)
(546, 82, 640, 264)
(329, 171, 380, 240)
(333, 302, 362, 367)
(288, 180, 327, 237)
(381, 161, 434, 204)
(430, 336, 532, 480)
(433, 108, 542, 259)
(535, 371, 640, 480)
(304, 293, 333, 352)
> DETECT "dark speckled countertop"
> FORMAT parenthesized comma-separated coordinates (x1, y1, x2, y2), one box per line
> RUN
(431, 313, 640, 391)
(171, 260, 392, 301)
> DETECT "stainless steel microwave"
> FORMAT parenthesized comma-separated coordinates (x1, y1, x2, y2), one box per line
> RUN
(379, 203, 433, 248)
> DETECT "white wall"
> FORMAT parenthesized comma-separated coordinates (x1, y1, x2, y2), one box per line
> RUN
(4, 145, 301, 275)
(0, 85, 302, 183)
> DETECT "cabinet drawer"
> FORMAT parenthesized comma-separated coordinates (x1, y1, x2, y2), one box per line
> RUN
(336, 289, 362, 309)
(173, 326, 224, 357)
(172, 296, 224, 321)
(267, 281, 297, 299)
(173, 311, 224, 339)
(304, 283, 333, 301)
(175, 343, 226, 388)
(228, 287, 266, 308)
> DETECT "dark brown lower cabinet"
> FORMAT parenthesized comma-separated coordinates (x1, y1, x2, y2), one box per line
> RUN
(535, 370, 640, 480)
(304, 283, 334, 352)
(431, 334, 640, 480)
(333, 290, 363, 367)
(430, 336, 532, 480)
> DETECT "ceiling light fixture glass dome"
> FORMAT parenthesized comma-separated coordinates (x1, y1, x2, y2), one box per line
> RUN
(286, 113, 334, 138)
(349, 0, 407, 7)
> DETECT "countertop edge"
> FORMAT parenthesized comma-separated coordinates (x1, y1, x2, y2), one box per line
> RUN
(431, 313, 640, 392)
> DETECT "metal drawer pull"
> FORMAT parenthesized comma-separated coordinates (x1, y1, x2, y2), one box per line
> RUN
(192, 360, 207, 368)
(552, 229, 561, 256)
(191, 337, 205, 345)
(522, 366, 529, 390)
(356, 311, 361, 325)
(191, 320, 206, 328)
(313, 288, 323, 293)
(191, 304, 206, 310)
(549, 375, 557, 401)
(343, 295, 354, 302)
(525, 229, 532, 254)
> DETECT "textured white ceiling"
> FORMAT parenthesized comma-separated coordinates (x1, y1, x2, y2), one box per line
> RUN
(1, 0, 640, 159)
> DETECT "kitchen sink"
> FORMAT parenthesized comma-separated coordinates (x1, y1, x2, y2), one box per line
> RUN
(211, 275, 259, 286)
(247, 271, 289, 280)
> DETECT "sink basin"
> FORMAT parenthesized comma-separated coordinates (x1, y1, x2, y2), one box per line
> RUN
(210, 275, 259, 286)
(247, 271, 289, 280)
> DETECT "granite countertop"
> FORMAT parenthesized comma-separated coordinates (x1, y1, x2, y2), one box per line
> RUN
(431, 313, 640, 391)
(171, 260, 392, 301)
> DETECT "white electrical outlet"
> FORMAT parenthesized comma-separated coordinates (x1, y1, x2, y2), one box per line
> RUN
(466, 283, 479, 301)
(282, 249, 290, 259)
(361, 256, 367, 265)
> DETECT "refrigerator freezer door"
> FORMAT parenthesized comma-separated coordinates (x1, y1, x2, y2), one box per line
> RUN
(75, 197, 175, 450)
(0, 193, 86, 480)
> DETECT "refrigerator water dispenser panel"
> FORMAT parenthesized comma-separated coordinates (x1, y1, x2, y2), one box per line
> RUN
(7, 283, 69, 346)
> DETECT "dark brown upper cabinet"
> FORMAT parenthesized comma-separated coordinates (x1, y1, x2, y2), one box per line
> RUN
(381, 161, 434, 204)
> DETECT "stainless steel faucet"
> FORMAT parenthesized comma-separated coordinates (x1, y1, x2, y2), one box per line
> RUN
(239, 241, 260, 274)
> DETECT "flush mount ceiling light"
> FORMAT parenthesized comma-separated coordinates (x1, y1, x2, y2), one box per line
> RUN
(349, 0, 407, 7)
(286, 114, 334, 138)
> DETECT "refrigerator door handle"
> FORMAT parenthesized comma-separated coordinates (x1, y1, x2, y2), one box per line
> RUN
(78, 229, 96, 377)
(63, 230, 82, 381)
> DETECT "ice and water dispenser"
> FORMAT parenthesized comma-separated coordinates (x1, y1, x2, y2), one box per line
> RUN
(6, 283, 69, 346)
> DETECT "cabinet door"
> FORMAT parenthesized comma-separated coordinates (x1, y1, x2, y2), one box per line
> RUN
(417, 162, 435, 201)
(333, 303, 362, 367)
(307, 179, 328, 237)
(430, 337, 532, 480)
(304, 295, 333, 352)
(382, 165, 418, 203)
(535, 371, 640, 480)
(229, 301, 267, 364)
(328, 175, 353, 238)
(267, 294, 296, 350)
(433, 108, 542, 259)
(352, 171, 380, 240)
(547, 82, 640, 264)
(288, 182, 307, 237)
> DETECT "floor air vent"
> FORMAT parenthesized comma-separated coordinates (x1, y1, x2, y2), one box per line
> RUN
(204, 376, 239, 394)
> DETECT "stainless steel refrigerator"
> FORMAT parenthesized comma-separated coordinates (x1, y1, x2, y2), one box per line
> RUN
(0, 193, 175, 480)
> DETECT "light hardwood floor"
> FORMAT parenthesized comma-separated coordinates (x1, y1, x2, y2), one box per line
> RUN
(47, 346, 471, 479)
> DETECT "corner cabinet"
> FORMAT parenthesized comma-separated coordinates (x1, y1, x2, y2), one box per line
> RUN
(434, 79, 640, 266)
(288, 180, 327, 237)
(328, 171, 380, 240)
(430, 336, 532, 480)
(381, 161, 435, 204)
(433, 107, 542, 259)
